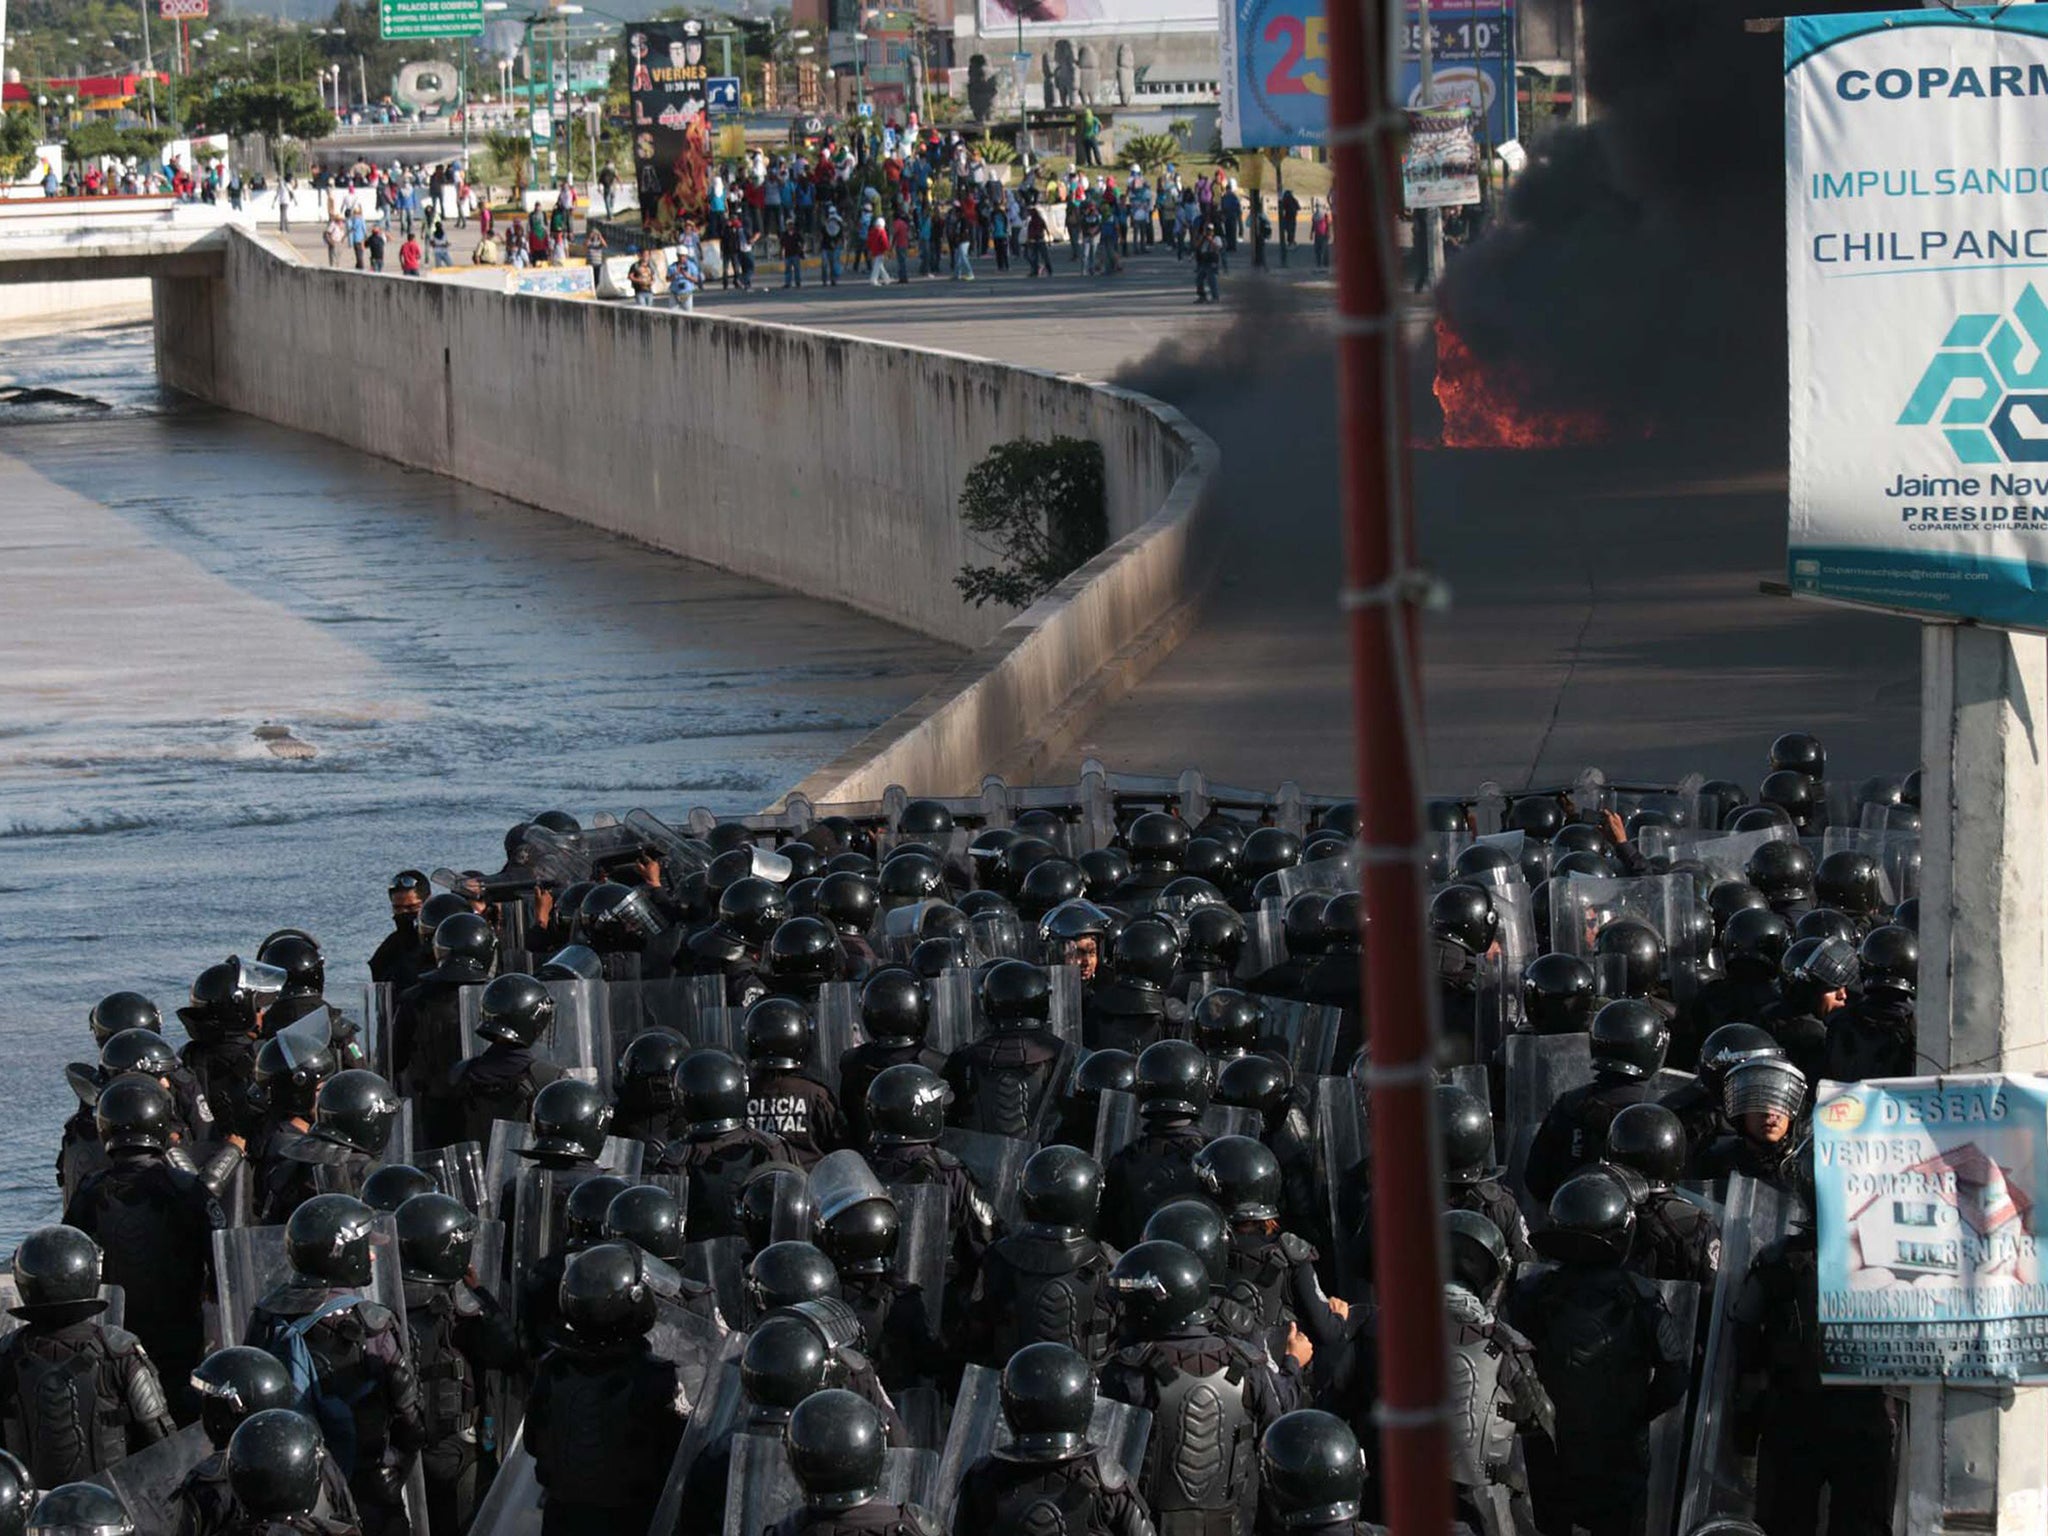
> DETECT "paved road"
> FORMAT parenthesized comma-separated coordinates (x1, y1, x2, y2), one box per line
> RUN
(258, 227, 1925, 793)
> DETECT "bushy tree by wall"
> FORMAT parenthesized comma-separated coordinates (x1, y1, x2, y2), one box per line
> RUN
(955, 436, 1108, 610)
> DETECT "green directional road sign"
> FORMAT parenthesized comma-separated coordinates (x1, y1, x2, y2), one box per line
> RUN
(379, 0, 483, 40)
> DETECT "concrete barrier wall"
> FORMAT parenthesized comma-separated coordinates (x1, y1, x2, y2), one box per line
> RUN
(156, 228, 1218, 790)
(0, 276, 151, 331)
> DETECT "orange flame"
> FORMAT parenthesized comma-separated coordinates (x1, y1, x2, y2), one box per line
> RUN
(1432, 314, 1615, 450)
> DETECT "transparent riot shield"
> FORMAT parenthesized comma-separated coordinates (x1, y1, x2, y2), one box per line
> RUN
(482, 1119, 645, 1223)
(810, 1149, 892, 1224)
(419, 1140, 490, 1213)
(722, 1432, 803, 1536)
(926, 970, 976, 1057)
(1313, 1074, 1370, 1301)
(508, 1164, 628, 1324)
(1199, 1105, 1266, 1143)
(1047, 965, 1084, 1048)
(1092, 1089, 1142, 1163)
(1502, 1032, 1592, 1211)
(682, 1236, 748, 1328)
(1238, 900, 1286, 980)
(359, 982, 399, 1081)
(936, 1128, 1033, 1226)
(889, 1182, 950, 1335)
(1692, 827, 1790, 886)
(1262, 1001, 1343, 1077)
(212, 1212, 408, 1348)
(894, 1385, 946, 1449)
(90, 1421, 211, 1536)
(377, 1099, 417, 1171)
(1677, 1176, 1793, 1534)
(612, 976, 731, 1051)
(648, 1340, 746, 1536)
(932, 1363, 1004, 1530)
(648, 1282, 730, 1412)
(815, 983, 862, 1088)
(970, 910, 1025, 963)
(1644, 1279, 1700, 1536)
(467, 1423, 543, 1536)
(1447, 1063, 1491, 1110)
(461, 978, 612, 1078)
(1548, 874, 1686, 962)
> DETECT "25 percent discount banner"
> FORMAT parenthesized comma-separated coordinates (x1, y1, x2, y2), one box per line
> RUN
(1219, 0, 1327, 148)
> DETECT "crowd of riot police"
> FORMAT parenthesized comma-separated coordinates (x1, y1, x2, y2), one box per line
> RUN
(0, 734, 1916, 1536)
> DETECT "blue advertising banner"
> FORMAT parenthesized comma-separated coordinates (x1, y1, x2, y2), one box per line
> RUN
(1787, 7, 2048, 632)
(1398, 9, 1515, 147)
(1814, 1074, 2048, 1383)
(1217, 0, 1329, 148)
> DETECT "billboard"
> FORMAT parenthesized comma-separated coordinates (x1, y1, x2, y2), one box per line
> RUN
(378, 0, 482, 41)
(1402, 104, 1480, 209)
(1815, 1075, 2048, 1383)
(1787, 6, 2048, 631)
(626, 20, 711, 229)
(1218, 0, 1326, 148)
(1398, 7, 1514, 146)
(979, 0, 1211, 37)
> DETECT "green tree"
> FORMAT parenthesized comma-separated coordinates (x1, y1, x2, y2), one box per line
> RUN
(1120, 132, 1179, 173)
(0, 110, 42, 182)
(954, 437, 1109, 610)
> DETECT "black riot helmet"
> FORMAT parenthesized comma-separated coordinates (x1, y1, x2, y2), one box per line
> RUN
(25, 1485, 133, 1536)
(395, 1191, 477, 1282)
(1604, 1103, 1688, 1189)
(1551, 822, 1616, 860)
(785, 1389, 888, 1512)
(178, 958, 276, 1042)
(582, 883, 666, 954)
(1552, 848, 1619, 881)
(1785, 935, 1859, 998)
(559, 1242, 657, 1343)
(1135, 1038, 1211, 1120)
(361, 1164, 435, 1214)
(615, 1029, 689, 1112)
(897, 799, 955, 841)
(477, 973, 557, 1048)
(865, 1064, 951, 1148)
(537, 945, 605, 983)
(720, 878, 791, 946)
(1183, 904, 1247, 971)
(1696, 780, 1748, 831)
(877, 851, 947, 912)
(99, 1027, 179, 1083)
(824, 850, 878, 880)
(432, 911, 498, 974)
(1696, 1024, 1787, 1094)
(88, 991, 161, 1048)
(1795, 908, 1859, 947)
(767, 917, 844, 989)
(1076, 847, 1132, 901)
(1190, 989, 1264, 1059)
(1757, 770, 1817, 833)
(679, 1049, 751, 1135)
(1281, 891, 1331, 959)
(563, 1175, 632, 1253)
(1816, 851, 1886, 918)
(1537, 1169, 1635, 1267)
(415, 892, 471, 945)
(1892, 896, 1920, 933)
(783, 842, 826, 884)
(1746, 840, 1816, 908)
(1065, 1048, 1136, 1127)
(1520, 953, 1597, 1036)
(0, 1453, 25, 1536)
(1769, 731, 1828, 784)
(816, 871, 879, 939)
(1318, 891, 1362, 957)
(1217, 1053, 1292, 1120)
(1594, 919, 1666, 999)
(792, 881, 825, 924)
(1238, 827, 1302, 885)
(817, 1194, 900, 1277)
(1113, 919, 1180, 991)
(531, 809, 583, 841)
(1507, 797, 1565, 839)
(309, 1069, 402, 1156)
(1588, 1000, 1670, 1081)
(1429, 884, 1498, 957)
(1725, 1057, 1809, 1124)
(252, 1022, 337, 1121)
(1125, 812, 1190, 871)
(1437, 1085, 1499, 1185)
(967, 827, 1020, 891)
(749, 1241, 842, 1313)
(1707, 881, 1771, 936)
(741, 1315, 831, 1418)
(981, 959, 1052, 1029)
(738, 1163, 814, 1255)
(1860, 924, 1919, 1000)
(1017, 860, 1088, 923)
(744, 996, 815, 1073)
(1019, 1144, 1102, 1232)
(1143, 1200, 1231, 1287)
(858, 968, 928, 1049)
(606, 1183, 686, 1263)
(10, 1226, 102, 1315)
(1730, 805, 1793, 835)
(226, 1409, 325, 1520)
(1108, 1240, 1213, 1336)
(1900, 768, 1923, 808)
(257, 932, 325, 999)
(1724, 906, 1793, 975)
(1192, 1135, 1283, 1223)
(1182, 838, 1236, 887)
(1000, 1342, 1097, 1462)
(94, 1075, 175, 1157)
(191, 1346, 293, 1452)
(1260, 1410, 1366, 1529)
(285, 1194, 376, 1287)
(1452, 842, 1519, 884)
(1443, 1209, 1510, 1301)
(523, 1076, 614, 1161)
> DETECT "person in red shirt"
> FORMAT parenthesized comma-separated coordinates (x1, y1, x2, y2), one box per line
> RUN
(866, 213, 892, 287)
(399, 232, 424, 274)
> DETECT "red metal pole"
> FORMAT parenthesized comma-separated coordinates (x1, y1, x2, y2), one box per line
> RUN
(1326, 0, 1452, 1532)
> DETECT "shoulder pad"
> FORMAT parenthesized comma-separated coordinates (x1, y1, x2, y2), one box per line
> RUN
(931, 1148, 964, 1173)
(1277, 1231, 1317, 1265)
(100, 1324, 145, 1356)
(1091, 1447, 1130, 1491)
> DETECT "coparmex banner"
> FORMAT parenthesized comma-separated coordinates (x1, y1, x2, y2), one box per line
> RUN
(1814, 1074, 2048, 1383)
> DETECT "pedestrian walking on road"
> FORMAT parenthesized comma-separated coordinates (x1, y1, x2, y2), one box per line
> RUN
(1024, 204, 1050, 276)
(367, 225, 388, 273)
(1311, 199, 1331, 268)
(431, 221, 452, 268)
(348, 207, 369, 270)
(867, 214, 892, 287)
(324, 213, 345, 268)
(781, 223, 805, 288)
(820, 207, 843, 285)
(399, 231, 423, 275)
(890, 210, 912, 283)
(1193, 219, 1220, 304)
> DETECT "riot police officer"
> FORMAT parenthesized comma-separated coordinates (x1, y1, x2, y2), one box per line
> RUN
(240, 1196, 425, 1536)
(1520, 953, 1598, 1037)
(1100, 1041, 1214, 1250)
(369, 871, 434, 990)
(814, 1190, 949, 1391)
(838, 970, 949, 1153)
(1435, 1086, 1533, 1270)
(1523, 999, 1670, 1204)
(673, 1315, 833, 1536)
(1698, 1058, 1812, 1194)
(218, 1408, 341, 1536)
(1689, 906, 1792, 1042)
(1141, 1201, 1270, 1358)
(180, 958, 282, 1143)
(611, 1029, 690, 1151)
(1256, 1411, 1383, 1536)
(1762, 937, 1857, 1083)
(951, 1343, 1158, 1536)
(743, 996, 848, 1167)
(657, 1051, 796, 1241)
(1084, 920, 1184, 1054)
(526, 1244, 685, 1536)
(943, 962, 1067, 1141)
(63, 1074, 227, 1423)
(965, 1144, 1118, 1367)
(0, 1225, 175, 1485)
(447, 973, 565, 1146)
(255, 1072, 404, 1226)
(1427, 885, 1497, 1068)
(179, 1348, 359, 1536)
(1245, 892, 1332, 1004)
(605, 1184, 729, 1332)
(1441, 1213, 1550, 1536)
(1602, 1104, 1721, 1288)
(0, 1450, 26, 1536)
(1215, 1054, 1323, 1253)
(1663, 1024, 1787, 1170)
(1051, 1049, 1135, 1152)
(1193, 1137, 1344, 1357)
(861, 1065, 1000, 1295)
(392, 912, 499, 1148)
(771, 1390, 941, 1536)
(1823, 925, 1917, 1083)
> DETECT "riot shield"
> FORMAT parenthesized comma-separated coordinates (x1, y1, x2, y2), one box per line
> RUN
(810, 1149, 891, 1223)
(359, 982, 399, 1081)
(1092, 1089, 1142, 1163)
(894, 1385, 946, 1449)
(483, 1119, 645, 1222)
(625, 809, 715, 880)
(90, 1421, 211, 1536)
(1677, 1175, 1793, 1534)
(1199, 1105, 1266, 1143)
(649, 1285, 730, 1410)
(926, 970, 975, 1057)
(889, 1182, 949, 1335)
(815, 983, 862, 1088)
(610, 974, 723, 1048)
(377, 1099, 417, 1170)
(932, 1363, 1003, 1530)
(681, 1235, 748, 1328)
(419, 1140, 489, 1213)
(723, 1432, 803, 1536)
(648, 1340, 746, 1536)
(508, 1164, 654, 1323)
(467, 1423, 543, 1536)
(970, 909, 1025, 963)
(1238, 899, 1286, 979)
(1692, 827, 1790, 886)
(936, 1127, 1033, 1226)
(1644, 1279, 1700, 1536)
(460, 977, 612, 1077)
(1548, 874, 1685, 963)
(1446, 1063, 1490, 1107)
(1262, 1001, 1342, 1077)
(1313, 1074, 1370, 1301)
(1047, 965, 1084, 1047)
(1502, 1032, 1592, 1212)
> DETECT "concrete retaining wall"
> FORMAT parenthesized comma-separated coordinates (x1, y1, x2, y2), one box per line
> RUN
(0, 276, 152, 332)
(155, 228, 1218, 792)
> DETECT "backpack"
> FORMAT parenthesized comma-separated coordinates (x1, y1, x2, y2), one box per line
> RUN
(267, 1298, 377, 1477)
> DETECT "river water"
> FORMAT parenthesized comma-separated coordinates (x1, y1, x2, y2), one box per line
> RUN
(0, 320, 960, 1245)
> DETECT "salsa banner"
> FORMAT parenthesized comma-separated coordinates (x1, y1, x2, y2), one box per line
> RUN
(627, 20, 711, 229)
(1402, 104, 1480, 209)
(1218, 0, 1326, 148)
(1814, 1074, 2048, 1383)
(1787, 7, 2048, 630)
